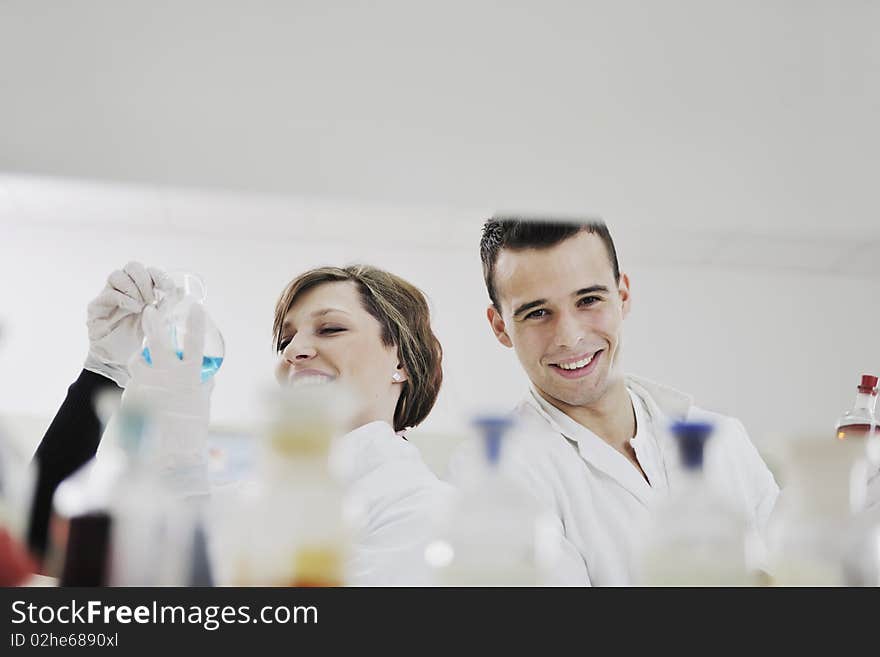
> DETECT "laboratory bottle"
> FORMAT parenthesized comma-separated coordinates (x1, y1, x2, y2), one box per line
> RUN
(141, 271, 225, 382)
(635, 421, 755, 586)
(0, 428, 38, 585)
(51, 402, 198, 586)
(425, 415, 561, 586)
(766, 435, 872, 585)
(835, 374, 878, 440)
(223, 386, 349, 586)
(52, 458, 119, 586)
(0, 425, 36, 547)
(51, 405, 147, 586)
(104, 404, 207, 586)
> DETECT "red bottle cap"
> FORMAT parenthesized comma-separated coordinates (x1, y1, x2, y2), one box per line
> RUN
(858, 374, 878, 395)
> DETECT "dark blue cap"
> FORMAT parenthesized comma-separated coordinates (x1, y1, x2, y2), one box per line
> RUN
(670, 421, 714, 470)
(472, 415, 515, 466)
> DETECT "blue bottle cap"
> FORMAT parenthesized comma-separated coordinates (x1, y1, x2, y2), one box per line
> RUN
(472, 415, 515, 466)
(670, 421, 714, 470)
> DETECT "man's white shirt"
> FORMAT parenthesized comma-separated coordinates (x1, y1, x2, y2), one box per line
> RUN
(447, 374, 780, 586)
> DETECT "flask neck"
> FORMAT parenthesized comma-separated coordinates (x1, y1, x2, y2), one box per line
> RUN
(852, 391, 878, 414)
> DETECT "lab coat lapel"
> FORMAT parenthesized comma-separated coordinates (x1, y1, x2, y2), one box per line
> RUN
(624, 375, 693, 491)
(525, 389, 656, 508)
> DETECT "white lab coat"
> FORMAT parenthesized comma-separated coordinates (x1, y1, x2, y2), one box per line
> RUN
(330, 420, 455, 586)
(447, 374, 780, 586)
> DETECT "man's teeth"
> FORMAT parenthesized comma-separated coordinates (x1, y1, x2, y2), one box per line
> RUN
(556, 353, 595, 370)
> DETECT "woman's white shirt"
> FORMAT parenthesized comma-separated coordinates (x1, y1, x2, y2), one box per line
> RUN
(330, 420, 455, 586)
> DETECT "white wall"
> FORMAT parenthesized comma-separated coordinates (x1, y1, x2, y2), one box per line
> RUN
(1, 1, 878, 470)
(2, 179, 877, 467)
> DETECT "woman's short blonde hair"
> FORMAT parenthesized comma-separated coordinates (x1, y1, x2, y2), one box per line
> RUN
(272, 265, 443, 433)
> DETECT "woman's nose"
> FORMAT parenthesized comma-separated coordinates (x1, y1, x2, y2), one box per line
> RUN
(283, 337, 317, 362)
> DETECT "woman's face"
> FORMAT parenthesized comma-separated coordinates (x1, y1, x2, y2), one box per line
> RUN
(274, 280, 406, 430)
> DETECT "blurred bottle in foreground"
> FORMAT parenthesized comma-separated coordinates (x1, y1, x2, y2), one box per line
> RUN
(425, 415, 561, 586)
(0, 426, 38, 585)
(218, 385, 349, 586)
(635, 421, 757, 586)
(104, 404, 212, 586)
(51, 399, 212, 586)
(766, 435, 879, 585)
(835, 374, 878, 440)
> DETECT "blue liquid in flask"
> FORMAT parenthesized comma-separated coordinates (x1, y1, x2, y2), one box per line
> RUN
(142, 347, 223, 382)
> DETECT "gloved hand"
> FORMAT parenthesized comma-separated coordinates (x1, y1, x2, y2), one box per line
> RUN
(84, 262, 175, 388)
(119, 303, 213, 496)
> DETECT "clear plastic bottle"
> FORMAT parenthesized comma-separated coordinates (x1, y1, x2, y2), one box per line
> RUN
(835, 374, 878, 440)
(141, 271, 225, 382)
(220, 386, 349, 586)
(635, 421, 755, 586)
(425, 416, 561, 586)
(104, 405, 209, 586)
(52, 403, 209, 586)
(766, 435, 873, 585)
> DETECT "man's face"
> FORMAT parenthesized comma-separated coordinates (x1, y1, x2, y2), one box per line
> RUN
(487, 230, 630, 410)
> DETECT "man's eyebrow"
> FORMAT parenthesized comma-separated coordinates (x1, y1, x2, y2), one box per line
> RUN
(513, 299, 547, 318)
(574, 285, 609, 296)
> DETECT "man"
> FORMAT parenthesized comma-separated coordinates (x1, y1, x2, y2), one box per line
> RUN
(451, 217, 779, 585)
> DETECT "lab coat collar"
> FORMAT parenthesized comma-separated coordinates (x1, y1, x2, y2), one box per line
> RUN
(624, 374, 693, 422)
(524, 386, 656, 507)
(330, 420, 409, 487)
(523, 374, 695, 507)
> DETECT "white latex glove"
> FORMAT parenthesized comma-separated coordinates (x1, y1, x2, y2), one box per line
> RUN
(84, 262, 175, 387)
(120, 303, 213, 496)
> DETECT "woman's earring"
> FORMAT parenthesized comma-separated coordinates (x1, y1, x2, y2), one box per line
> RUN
(392, 372, 403, 382)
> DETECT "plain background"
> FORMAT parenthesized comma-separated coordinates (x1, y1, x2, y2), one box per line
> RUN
(1, 1, 878, 473)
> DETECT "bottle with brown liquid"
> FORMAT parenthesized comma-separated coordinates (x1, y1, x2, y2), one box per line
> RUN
(835, 374, 878, 440)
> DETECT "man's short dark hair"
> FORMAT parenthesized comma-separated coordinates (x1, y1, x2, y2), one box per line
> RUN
(480, 216, 621, 310)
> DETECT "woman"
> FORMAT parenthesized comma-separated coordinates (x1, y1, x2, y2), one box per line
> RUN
(30, 262, 453, 585)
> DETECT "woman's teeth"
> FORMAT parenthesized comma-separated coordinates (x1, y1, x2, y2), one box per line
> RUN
(557, 353, 595, 370)
(292, 375, 333, 386)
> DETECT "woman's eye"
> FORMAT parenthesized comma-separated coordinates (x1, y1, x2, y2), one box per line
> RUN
(578, 296, 600, 307)
(277, 337, 292, 352)
(318, 326, 346, 335)
(525, 309, 548, 320)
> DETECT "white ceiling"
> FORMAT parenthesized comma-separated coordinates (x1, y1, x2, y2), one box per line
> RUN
(1, 1, 878, 270)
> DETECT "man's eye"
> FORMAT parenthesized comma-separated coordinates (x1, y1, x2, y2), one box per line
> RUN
(319, 327, 346, 335)
(578, 296, 600, 307)
(525, 309, 548, 320)
(277, 337, 292, 352)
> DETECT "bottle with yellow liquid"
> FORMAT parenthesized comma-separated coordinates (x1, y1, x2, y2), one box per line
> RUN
(224, 386, 349, 587)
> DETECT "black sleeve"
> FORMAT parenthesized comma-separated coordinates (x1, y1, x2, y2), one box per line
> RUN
(27, 369, 120, 558)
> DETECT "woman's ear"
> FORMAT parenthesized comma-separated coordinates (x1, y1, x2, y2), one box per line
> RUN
(392, 364, 408, 383)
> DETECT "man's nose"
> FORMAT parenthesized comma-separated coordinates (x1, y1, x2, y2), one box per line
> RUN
(553, 310, 584, 350)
